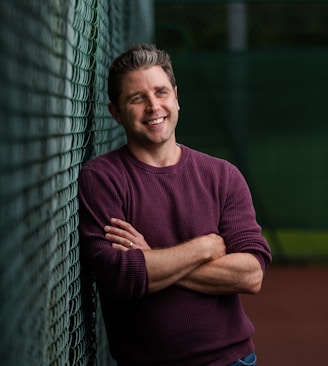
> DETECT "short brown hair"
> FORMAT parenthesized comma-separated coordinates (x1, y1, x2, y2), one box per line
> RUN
(108, 44, 176, 106)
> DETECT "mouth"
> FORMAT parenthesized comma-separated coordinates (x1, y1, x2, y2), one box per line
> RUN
(144, 117, 165, 126)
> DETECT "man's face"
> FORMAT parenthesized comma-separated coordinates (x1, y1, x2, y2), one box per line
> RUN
(109, 65, 180, 149)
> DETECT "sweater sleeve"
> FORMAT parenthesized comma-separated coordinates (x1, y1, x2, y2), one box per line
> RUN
(78, 162, 149, 301)
(219, 165, 272, 272)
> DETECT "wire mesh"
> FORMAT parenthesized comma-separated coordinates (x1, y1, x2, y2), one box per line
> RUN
(0, 0, 153, 365)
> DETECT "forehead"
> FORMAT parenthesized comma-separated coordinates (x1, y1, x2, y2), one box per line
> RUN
(120, 66, 172, 92)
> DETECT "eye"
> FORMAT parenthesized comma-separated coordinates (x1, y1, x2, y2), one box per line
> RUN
(130, 95, 144, 104)
(157, 88, 168, 97)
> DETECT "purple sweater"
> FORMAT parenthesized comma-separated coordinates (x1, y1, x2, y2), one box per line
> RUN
(78, 145, 271, 366)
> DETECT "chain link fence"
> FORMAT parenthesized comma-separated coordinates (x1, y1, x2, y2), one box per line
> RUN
(0, 0, 153, 365)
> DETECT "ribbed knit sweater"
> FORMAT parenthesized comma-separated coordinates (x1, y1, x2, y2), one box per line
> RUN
(78, 145, 271, 366)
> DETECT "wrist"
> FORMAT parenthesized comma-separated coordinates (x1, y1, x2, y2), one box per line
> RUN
(189, 235, 215, 262)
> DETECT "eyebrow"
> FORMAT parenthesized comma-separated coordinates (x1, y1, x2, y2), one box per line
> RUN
(125, 86, 170, 101)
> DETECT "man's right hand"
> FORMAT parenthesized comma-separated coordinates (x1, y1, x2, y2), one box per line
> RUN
(192, 233, 226, 261)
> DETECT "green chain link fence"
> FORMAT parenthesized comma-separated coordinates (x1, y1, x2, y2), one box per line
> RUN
(0, 0, 153, 365)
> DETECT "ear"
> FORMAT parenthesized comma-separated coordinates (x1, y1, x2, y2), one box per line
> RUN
(175, 86, 180, 110)
(108, 103, 122, 124)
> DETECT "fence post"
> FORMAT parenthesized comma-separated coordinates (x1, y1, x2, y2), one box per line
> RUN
(227, 1, 248, 51)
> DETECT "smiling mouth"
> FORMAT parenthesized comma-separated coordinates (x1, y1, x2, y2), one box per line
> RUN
(145, 117, 165, 125)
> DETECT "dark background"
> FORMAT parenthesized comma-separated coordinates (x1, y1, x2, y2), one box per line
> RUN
(155, 0, 328, 263)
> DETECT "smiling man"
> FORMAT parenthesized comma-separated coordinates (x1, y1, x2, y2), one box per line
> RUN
(108, 64, 181, 167)
(78, 44, 271, 366)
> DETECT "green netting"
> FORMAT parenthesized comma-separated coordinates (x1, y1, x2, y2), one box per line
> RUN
(0, 0, 153, 365)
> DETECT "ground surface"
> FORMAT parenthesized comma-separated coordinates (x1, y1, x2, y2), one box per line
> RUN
(241, 265, 328, 365)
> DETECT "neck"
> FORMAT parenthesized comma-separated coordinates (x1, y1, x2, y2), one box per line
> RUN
(127, 141, 182, 168)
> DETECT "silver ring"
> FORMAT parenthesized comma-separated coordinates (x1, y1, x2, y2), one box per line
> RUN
(129, 242, 133, 248)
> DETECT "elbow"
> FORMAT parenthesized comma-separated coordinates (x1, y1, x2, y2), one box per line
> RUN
(245, 267, 263, 294)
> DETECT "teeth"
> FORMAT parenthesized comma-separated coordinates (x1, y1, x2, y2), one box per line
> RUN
(147, 117, 164, 125)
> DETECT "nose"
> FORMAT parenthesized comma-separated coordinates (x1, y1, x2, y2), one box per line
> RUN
(145, 96, 159, 113)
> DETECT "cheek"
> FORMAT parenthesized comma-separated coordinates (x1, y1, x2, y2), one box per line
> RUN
(172, 101, 180, 114)
(122, 107, 143, 127)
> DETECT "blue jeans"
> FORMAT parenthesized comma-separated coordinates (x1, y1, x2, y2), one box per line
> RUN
(228, 352, 257, 366)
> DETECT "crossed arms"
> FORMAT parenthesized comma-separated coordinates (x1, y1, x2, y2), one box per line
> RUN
(104, 218, 264, 296)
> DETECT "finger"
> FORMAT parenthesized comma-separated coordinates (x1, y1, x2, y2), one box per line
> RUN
(112, 240, 135, 250)
(105, 231, 136, 248)
(105, 233, 126, 244)
(104, 225, 118, 234)
(111, 218, 140, 236)
(105, 226, 127, 238)
(112, 243, 129, 252)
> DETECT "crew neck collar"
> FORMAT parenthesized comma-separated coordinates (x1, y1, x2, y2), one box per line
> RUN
(122, 144, 189, 173)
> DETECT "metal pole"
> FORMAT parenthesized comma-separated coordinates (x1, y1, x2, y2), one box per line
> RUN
(227, 2, 248, 51)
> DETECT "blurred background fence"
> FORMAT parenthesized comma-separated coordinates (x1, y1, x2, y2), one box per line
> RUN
(155, 0, 328, 263)
(0, 0, 327, 365)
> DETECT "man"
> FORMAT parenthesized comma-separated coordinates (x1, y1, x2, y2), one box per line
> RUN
(78, 44, 271, 366)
